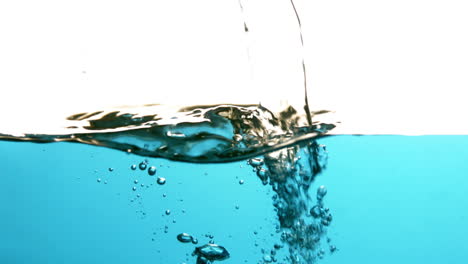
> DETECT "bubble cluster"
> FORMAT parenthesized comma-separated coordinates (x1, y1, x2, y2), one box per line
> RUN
(247, 141, 334, 264)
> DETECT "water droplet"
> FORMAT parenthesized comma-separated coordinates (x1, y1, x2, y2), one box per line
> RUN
(177, 233, 193, 243)
(165, 210, 171, 215)
(317, 185, 327, 200)
(157, 177, 166, 185)
(148, 166, 157, 176)
(130, 164, 137, 170)
(139, 162, 147, 170)
(239, 179, 244, 185)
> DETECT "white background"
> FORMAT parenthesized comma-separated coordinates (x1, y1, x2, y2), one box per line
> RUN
(0, 0, 467, 134)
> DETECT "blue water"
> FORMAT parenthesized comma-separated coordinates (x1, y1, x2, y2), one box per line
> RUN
(1, 135, 468, 263)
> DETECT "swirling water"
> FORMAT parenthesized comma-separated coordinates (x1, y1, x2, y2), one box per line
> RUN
(0, 103, 337, 264)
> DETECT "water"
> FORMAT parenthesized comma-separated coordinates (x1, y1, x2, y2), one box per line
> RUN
(1, 1, 468, 263)
(0, 102, 335, 264)
(1, 135, 468, 264)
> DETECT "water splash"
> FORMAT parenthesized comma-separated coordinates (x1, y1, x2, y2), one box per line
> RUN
(0, 104, 335, 163)
(0, 1, 338, 263)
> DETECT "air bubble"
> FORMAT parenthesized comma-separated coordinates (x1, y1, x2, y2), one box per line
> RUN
(134, 180, 138, 184)
(310, 205, 322, 218)
(130, 164, 137, 170)
(132, 187, 137, 191)
(239, 179, 244, 185)
(139, 162, 147, 170)
(249, 158, 264, 167)
(148, 166, 157, 176)
(193, 244, 230, 262)
(108, 168, 114, 172)
(263, 254, 272, 263)
(177, 233, 193, 243)
(165, 209, 171, 215)
(157, 177, 166, 185)
(96, 178, 101, 183)
(233, 134, 243, 142)
(317, 185, 327, 200)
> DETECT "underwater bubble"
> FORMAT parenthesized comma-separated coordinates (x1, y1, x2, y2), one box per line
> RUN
(249, 158, 264, 167)
(108, 167, 114, 172)
(139, 162, 147, 170)
(165, 209, 171, 215)
(256, 169, 269, 184)
(130, 164, 137, 170)
(157, 177, 166, 185)
(239, 179, 244, 185)
(134, 180, 138, 184)
(148, 166, 157, 176)
(132, 187, 137, 191)
(317, 185, 327, 200)
(96, 178, 101, 183)
(330, 245, 337, 253)
(233, 134, 243, 142)
(177, 233, 193, 243)
(321, 219, 330, 226)
(191, 237, 198, 244)
(263, 254, 272, 263)
(235, 205, 240, 210)
(310, 205, 322, 218)
(193, 243, 230, 262)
